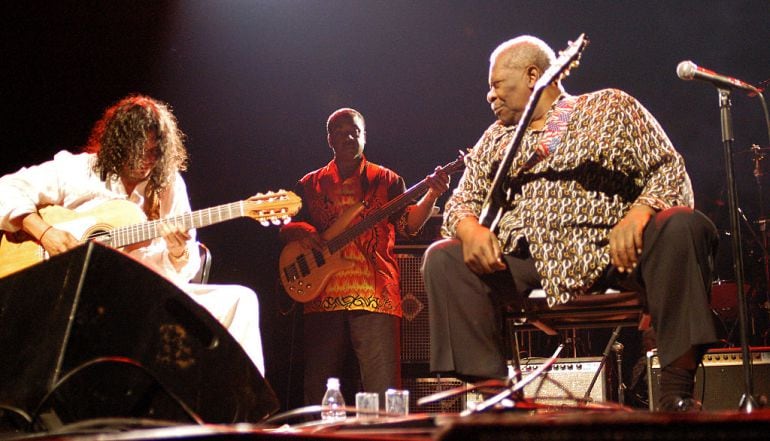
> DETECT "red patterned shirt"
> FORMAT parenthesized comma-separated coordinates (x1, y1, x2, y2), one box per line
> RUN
(292, 157, 411, 317)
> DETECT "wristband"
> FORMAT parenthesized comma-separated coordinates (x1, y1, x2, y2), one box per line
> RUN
(38, 226, 53, 243)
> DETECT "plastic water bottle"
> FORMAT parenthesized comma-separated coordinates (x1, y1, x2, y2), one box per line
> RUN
(320, 377, 347, 421)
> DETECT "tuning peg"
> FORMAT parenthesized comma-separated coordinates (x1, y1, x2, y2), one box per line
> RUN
(282, 216, 292, 224)
(260, 219, 270, 227)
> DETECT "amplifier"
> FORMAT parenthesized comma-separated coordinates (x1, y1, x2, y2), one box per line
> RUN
(509, 357, 610, 406)
(396, 214, 441, 363)
(647, 347, 770, 411)
(397, 247, 430, 363)
(403, 376, 468, 413)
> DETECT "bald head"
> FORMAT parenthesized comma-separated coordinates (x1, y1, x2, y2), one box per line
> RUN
(490, 35, 555, 73)
(486, 35, 563, 127)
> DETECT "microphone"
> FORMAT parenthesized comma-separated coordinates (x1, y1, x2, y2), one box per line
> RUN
(677, 60, 761, 94)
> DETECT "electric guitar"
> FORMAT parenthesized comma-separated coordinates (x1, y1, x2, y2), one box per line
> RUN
(279, 155, 465, 303)
(479, 33, 589, 230)
(0, 190, 302, 279)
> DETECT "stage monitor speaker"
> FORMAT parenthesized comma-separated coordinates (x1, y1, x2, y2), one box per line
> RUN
(511, 357, 610, 405)
(647, 347, 770, 411)
(0, 242, 278, 429)
(403, 376, 467, 413)
(396, 247, 430, 363)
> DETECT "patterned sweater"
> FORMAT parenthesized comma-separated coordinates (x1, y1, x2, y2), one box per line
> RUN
(443, 89, 693, 306)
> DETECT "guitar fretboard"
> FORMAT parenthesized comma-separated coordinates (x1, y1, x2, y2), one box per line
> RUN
(326, 159, 464, 254)
(104, 201, 248, 248)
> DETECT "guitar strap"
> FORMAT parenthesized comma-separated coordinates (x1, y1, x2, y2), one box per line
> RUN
(487, 94, 578, 236)
(537, 94, 577, 157)
(143, 183, 162, 220)
(359, 162, 372, 204)
(520, 94, 577, 172)
(359, 161, 388, 211)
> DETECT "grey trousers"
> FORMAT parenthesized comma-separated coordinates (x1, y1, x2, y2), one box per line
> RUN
(422, 207, 719, 379)
(303, 310, 401, 408)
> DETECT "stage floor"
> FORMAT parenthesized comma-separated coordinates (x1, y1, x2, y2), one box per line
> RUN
(4, 409, 770, 441)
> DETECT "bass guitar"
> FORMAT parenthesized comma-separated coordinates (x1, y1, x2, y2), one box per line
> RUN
(279, 155, 465, 303)
(0, 190, 301, 278)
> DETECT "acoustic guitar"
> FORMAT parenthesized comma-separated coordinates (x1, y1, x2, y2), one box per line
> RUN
(0, 190, 301, 279)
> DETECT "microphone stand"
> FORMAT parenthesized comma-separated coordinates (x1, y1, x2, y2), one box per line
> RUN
(717, 87, 758, 411)
(613, 342, 625, 406)
(755, 90, 770, 339)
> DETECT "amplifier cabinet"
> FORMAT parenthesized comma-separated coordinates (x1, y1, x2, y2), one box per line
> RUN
(647, 347, 770, 411)
(403, 376, 468, 413)
(398, 246, 471, 413)
(397, 247, 430, 363)
(510, 357, 610, 406)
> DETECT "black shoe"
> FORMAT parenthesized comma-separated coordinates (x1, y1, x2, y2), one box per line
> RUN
(659, 396, 702, 412)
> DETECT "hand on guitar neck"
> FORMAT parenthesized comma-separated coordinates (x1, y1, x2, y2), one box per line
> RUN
(279, 221, 324, 251)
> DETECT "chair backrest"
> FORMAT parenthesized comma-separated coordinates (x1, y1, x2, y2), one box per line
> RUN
(190, 242, 212, 284)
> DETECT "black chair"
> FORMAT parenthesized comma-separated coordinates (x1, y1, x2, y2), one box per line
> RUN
(420, 289, 649, 413)
(507, 289, 648, 337)
(190, 242, 212, 284)
(503, 288, 648, 407)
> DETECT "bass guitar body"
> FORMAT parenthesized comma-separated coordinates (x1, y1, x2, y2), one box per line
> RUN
(278, 240, 355, 303)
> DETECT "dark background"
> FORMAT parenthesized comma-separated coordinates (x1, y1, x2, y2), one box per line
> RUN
(4, 0, 770, 412)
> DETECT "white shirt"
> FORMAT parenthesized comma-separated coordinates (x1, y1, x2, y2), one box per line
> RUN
(0, 150, 265, 374)
(0, 150, 201, 285)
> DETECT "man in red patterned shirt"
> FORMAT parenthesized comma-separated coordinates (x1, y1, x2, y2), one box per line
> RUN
(280, 108, 450, 408)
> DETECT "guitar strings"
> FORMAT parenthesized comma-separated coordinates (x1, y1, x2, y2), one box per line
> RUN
(107, 197, 295, 247)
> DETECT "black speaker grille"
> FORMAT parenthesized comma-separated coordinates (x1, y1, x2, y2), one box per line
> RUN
(397, 250, 429, 363)
(403, 376, 466, 413)
(0, 242, 277, 425)
(647, 347, 770, 411)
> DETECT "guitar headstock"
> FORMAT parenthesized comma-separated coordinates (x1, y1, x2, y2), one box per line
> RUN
(440, 150, 468, 175)
(245, 190, 302, 226)
(535, 33, 589, 90)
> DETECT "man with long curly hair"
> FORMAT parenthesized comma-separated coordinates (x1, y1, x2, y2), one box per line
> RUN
(0, 94, 264, 375)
